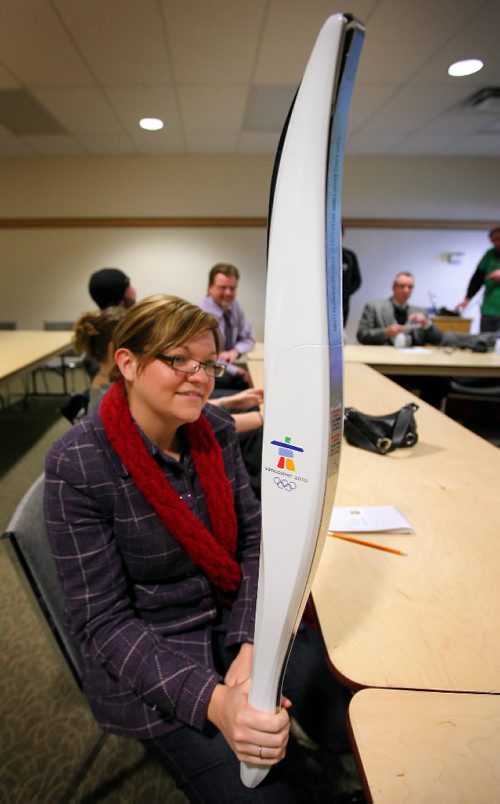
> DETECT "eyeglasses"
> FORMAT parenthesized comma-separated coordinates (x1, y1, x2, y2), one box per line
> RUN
(156, 354, 226, 378)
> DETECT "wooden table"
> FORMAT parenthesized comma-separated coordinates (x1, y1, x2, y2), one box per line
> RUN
(344, 343, 500, 378)
(0, 330, 71, 388)
(349, 688, 500, 803)
(247, 342, 265, 362)
(431, 315, 472, 333)
(312, 362, 500, 693)
(247, 350, 500, 692)
(249, 342, 500, 378)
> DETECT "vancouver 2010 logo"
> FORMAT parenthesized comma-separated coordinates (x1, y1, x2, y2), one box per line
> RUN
(270, 436, 304, 472)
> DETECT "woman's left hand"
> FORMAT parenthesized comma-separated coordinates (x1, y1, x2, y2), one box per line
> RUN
(225, 642, 253, 687)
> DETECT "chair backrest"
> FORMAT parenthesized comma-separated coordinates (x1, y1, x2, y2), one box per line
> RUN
(43, 321, 74, 331)
(0, 320, 18, 330)
(60, 391, 90, 423)
(2, 474, 82, 684)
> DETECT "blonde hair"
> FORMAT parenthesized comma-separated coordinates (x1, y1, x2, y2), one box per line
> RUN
(112, 294, 221, 377)
(73, 307, 126, 362)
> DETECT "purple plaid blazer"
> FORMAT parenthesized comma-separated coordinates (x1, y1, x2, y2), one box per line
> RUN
(44, 403, 261, 739)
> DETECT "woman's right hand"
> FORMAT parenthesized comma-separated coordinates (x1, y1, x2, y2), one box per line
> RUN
(207, 679, 291, 765)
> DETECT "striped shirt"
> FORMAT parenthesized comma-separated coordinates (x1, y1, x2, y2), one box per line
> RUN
(199, 296, 255, 375)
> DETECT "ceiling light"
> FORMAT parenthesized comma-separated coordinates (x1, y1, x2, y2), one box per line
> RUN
(139, 117, 164, 131)
(448, 59, 483, 77)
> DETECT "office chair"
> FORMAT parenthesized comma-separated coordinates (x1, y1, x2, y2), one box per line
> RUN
(32, 322, 85, 395)
(442, 377, 500, 434)
(0, 321, 18, 406)
(60, 390, 90, 424)
(2, 474, 108, 801)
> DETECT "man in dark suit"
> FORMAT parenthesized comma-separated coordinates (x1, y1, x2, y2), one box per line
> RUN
(356, 272, 452, 407)
(356, 272, 444, 346)
(341, 227, 362, 324)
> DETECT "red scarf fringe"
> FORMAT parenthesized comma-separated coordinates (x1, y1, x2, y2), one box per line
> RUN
(100, 381, 241, 593)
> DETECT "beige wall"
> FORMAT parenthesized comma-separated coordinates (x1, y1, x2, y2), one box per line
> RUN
(1, 154, 499, 218)
(0, 155, 273, 217)
(0, 154, 498, 338)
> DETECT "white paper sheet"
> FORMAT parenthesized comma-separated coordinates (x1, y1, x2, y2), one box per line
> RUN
(329, 505, 413, 534)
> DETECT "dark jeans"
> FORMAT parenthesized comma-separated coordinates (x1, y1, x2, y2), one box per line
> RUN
(238, 426, 263, 499)
(480, 314, 500, 333)
(142, 623, 350, 803)
(212, 372, 250, 394)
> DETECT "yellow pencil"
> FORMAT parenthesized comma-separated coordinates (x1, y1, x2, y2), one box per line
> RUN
(328, 531, 407, 556)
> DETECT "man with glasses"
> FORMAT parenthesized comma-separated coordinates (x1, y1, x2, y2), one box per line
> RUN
(199, 263, 256, 393)
(356, 272, 445, 346)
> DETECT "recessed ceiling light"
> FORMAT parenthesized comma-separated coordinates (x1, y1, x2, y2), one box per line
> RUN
(139, 117, 164, 131)
(448, 59, 484, 77)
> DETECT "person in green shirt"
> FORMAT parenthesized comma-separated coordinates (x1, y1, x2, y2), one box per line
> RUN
(457, 226, 500, 332)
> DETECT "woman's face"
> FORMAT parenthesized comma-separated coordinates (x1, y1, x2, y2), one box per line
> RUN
(117, 329, 217, 428)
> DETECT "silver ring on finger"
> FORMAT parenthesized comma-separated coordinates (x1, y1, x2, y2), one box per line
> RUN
(258, 746, 263, 759)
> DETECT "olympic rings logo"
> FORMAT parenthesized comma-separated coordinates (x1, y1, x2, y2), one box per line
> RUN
(273, 476, 296, 492)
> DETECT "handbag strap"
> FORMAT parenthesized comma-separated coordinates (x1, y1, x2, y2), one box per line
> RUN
(391, 403, 418, 448)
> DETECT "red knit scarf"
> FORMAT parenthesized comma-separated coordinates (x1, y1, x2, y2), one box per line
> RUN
(100, 381, 241, 594)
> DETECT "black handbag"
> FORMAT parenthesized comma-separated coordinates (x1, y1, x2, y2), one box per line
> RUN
(344, 402, 419, 454)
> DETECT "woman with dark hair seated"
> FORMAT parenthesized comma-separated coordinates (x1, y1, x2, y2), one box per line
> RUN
(73, 305, 264, 432)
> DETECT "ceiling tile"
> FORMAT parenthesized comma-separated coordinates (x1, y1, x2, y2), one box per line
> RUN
(345, 130, 407, 155)
(0, 89, 64, 135)
(362, 84, 473, 133)
(243, 85, 296, 132)
(238, 131, 281, 154)
(128, 127, 185, 154)
(479, 119, 500, 134)
(20, 134, 85, 155)
(0, 0, 497, 159)
(0, 0, 94, 85)
(32, 87, 123, 133)
(355, 0, 481, 85)
(75, 132, 136, 155)
(54, 0, 173, 84)
(440, 134, 500, 156)
(0, 123, 34, 155)
(162, 0, 267, 83)
(178, 86, 247, 132)
(391, 132, 463, 155)
(423, 109, 497, 137)
(348, 83, 399, 130)
(105, 86, 182, 131)
(0, 62, 18, 90)
(185, 131, 239, 154)
(412, 0, 500, 85)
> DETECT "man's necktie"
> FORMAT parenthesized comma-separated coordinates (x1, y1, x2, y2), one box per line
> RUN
(223, 310, 232, 350)
(393, 304, 408, 325)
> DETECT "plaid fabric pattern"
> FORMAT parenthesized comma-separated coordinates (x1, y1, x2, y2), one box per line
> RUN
(44, 403, 261, 739)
